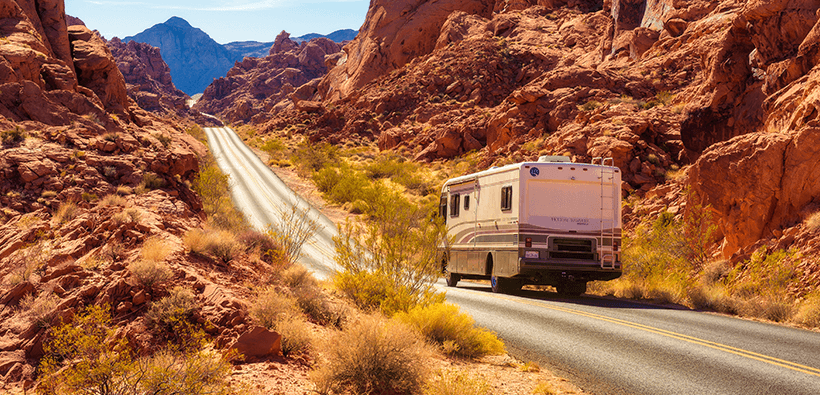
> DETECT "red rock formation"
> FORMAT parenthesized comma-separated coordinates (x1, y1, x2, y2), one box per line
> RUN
(246, 0, 820, 265)
(108, 38, 189, 116)
(193, 31, 342, 124)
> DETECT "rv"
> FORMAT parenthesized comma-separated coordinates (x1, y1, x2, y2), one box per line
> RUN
(438, 156, 622, 295)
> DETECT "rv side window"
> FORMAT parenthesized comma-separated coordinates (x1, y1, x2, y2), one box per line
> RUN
(464, 195, 470, 210)
(450, 194, 460, 217)
(439, 196, 447, 219)
(501, 186, 513, 211)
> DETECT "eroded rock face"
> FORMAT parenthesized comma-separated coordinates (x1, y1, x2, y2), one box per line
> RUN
(193, 31, 343, 124)
(318, 0, 496, 101)
(69, 25, 130, 115)
(108, 38, 189, 115)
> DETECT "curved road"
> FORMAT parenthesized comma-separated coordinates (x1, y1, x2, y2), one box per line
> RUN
(204, 127, 820, 394)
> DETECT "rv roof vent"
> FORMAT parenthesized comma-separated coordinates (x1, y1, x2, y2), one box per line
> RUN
(538, 155, 572, 163)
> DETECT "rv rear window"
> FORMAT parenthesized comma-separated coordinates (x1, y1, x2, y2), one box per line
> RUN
(501, 186, 513, 211)
(450, 194, 460, 217)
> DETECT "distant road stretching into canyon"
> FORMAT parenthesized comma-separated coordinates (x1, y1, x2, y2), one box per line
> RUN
(205, 126, 820, 395)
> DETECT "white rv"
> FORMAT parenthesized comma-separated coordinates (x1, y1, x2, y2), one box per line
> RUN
(438, 156, 622, 295)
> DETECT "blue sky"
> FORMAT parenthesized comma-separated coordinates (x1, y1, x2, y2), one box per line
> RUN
(65, 0, 369, 44)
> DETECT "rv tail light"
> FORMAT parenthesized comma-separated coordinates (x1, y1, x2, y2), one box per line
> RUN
(525, 237, 532, 248)
(613, 240, 620, 251)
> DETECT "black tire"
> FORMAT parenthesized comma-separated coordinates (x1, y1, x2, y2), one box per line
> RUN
(491, 275, 521, 294)
(445, 270, 460, 287)
(556, 281, 587, 296)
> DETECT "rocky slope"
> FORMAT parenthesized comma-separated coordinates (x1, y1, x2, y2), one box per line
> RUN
(0, 0, 266, 386)
(193, 31, 343, 124)
(123, 17, 237, 95)
(232, 0, 820, 288)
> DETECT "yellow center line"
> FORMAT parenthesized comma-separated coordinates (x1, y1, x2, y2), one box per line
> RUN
(477, 290, 820, 378)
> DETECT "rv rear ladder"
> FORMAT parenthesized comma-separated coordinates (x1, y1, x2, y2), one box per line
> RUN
(594, 157, 617, 270)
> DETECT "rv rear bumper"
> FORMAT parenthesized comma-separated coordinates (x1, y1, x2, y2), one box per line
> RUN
(517, 259, 622, 282)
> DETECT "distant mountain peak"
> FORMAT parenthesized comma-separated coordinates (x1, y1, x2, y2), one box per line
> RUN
(164, 16, 192, 29)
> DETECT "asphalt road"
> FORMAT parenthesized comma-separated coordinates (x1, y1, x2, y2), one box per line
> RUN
(203, 127, 340, 279)
(205, 127, 820, 394)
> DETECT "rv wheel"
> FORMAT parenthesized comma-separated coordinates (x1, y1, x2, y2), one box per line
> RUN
(491, 276, 521, 294)
(445, 270, 460, 287)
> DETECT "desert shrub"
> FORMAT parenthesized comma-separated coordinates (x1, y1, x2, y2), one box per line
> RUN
(292, 141, 338, 177)
(533, 381, 558, 395)
(520, 361, 541, 372)
(100, 194, 126, 207)
(250, 287, 299, 330)
(395, 303, 504, 358)
(38, 304, 134, 395)
(111, 211, 135, 226)
(807, 211, 820, 231)
(184, 228, 241, 263)
(193, 155, 246, 231)
(116, 185, 133, 196)
(276, 318, 313, 357)
(154, 133, 171, 148)
(128, 260, 173, 288)
(54, 202, 81, 224)
(423, 371, 491, 395)
(41, 190, 57, 198)
(141, 172, 165, 190)
(579, 100, 602, 112)
(186, 125, 207, 143)
(726, 248, 798, 299)
(5, 243, 48, 285)
(312, 316, 429, 395)
(1, 126, 26, 145)
(687, 283, 738, 314)
(284, 268, 344, 327)
(81, 192, 98, 202)
(793, 292, 820, 328)
(141, 238, 171, 262)
(333, 190, 447, 316)
(238, 229, 284, 264)
(267, 202, 320, 262)
(281, 264, 316, 289)
(20, 292, 58, 328)
(39, 304, 233, 395)
(146, 287, 197, 332)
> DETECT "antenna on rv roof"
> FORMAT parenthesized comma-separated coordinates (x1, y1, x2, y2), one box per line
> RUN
(537, 155, 572, 163)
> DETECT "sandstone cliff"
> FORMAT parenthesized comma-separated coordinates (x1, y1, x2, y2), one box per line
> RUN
(193, 31, 343, 124)
(242, 0, 820, 272)
(0, 0, 250, 385)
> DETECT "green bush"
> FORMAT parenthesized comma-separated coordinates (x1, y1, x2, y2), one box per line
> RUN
(312, 316, 429, 395)
(185, 125, 207, 143)
(193, 155, 247, 231)
(146, 287, 197, 333)
(292, 141, 338, 177)
(333, 190, 447, 316)
(39, 304, 233, 395)
(395, 303, 505, 358)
